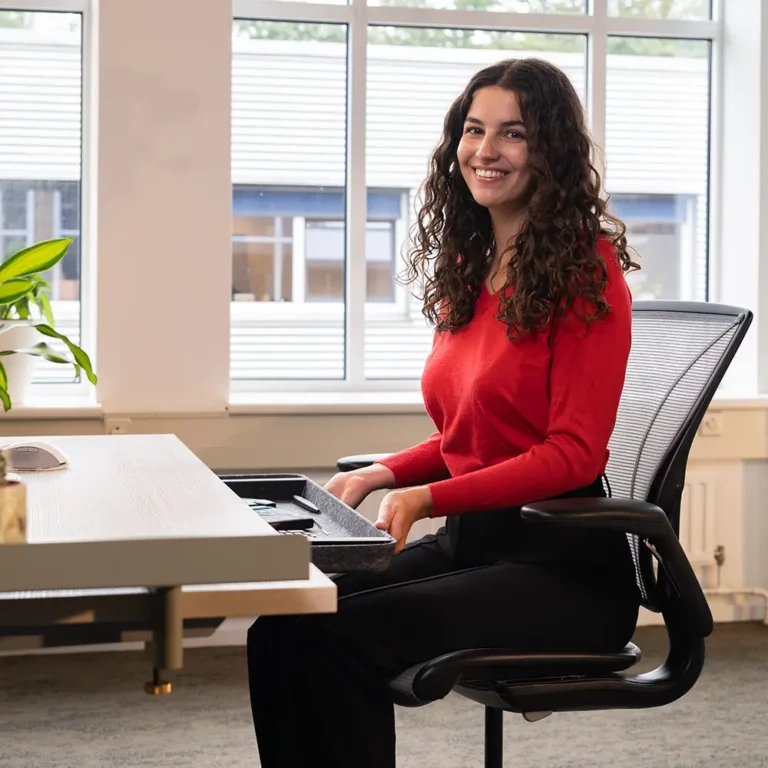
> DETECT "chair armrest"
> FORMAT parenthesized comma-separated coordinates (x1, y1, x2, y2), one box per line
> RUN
(520, 497, 713, 638)
(336, 453, 391, 472)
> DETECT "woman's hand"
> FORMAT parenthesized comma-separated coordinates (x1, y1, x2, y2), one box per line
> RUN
(324, 464, 395, 509)
(375, 486, 433, 554)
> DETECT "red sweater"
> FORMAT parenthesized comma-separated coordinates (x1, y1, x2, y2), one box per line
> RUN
(378, 240, 632, 518)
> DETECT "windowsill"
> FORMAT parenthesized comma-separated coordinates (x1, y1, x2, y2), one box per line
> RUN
(229, 390, 768, 416)
(1, 397, 103, 420)
(2, 391, 765, 420)
(228, 390, 427, 415)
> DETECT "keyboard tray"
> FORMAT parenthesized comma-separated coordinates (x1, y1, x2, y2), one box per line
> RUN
(218, 473, 397, 573)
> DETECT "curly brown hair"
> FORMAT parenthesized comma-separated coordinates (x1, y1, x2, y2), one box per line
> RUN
(400, 57, 640, 339)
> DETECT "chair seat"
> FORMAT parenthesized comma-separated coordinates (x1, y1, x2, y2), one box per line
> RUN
(388, 643, 642, 707)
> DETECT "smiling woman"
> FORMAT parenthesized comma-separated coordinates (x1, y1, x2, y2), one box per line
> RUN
(457, 86, 532, 291)
(403, 57, 639, 341)
(247, 55, 642, 768)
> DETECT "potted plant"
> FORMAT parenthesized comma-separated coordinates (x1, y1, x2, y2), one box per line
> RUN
(0, 450, 25, 544)
(0, 237, 97, 411)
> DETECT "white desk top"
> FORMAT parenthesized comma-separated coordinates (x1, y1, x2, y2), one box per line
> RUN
(11, 433, 275, 543)
(0, 434, 315, 592)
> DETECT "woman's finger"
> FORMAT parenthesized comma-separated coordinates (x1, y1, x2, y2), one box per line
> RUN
(389, 516, 411, 554)
(375, 496, 395, 531)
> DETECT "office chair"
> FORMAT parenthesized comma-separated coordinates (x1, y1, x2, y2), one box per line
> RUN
(336, 301, 753, 768)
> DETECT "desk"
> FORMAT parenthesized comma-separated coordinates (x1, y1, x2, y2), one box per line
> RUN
(0, 434, 336, 692)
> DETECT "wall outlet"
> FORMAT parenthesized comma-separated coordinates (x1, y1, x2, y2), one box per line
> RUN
(105, 418, 132, 435)
(699, 411, 723, 437)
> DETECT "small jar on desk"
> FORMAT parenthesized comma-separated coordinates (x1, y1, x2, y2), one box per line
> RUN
(0, 450, 26, 544)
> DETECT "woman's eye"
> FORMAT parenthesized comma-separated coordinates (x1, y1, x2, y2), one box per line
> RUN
(505, 130, 524, 140)
(464, 126, 482, 135)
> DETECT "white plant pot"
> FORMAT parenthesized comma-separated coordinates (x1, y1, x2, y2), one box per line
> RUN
(0, 321, 40, 407)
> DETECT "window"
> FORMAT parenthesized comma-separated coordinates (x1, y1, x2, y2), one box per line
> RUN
(367, 0, 586, 12)
(231, 0, 718, 394)
(0, 10, 83, 386)
(605, 39, 711, 302)
(233, 211, 293, 303)
(607, 0, 711, 20)
(231, 23, 347, 381)
(231, 185, 401, 305)
(0, 181, 29, 259)
(304, 219, 396, 303)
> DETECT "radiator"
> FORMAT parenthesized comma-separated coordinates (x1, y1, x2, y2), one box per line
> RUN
(679, 468, 719, 571)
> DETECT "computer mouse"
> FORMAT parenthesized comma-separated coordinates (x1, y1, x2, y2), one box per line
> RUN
(2, 440, 69, 472)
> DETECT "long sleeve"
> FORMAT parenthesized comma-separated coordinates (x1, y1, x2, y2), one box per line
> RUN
(426, 267, 632, 518)
(375, 432, 452, 488)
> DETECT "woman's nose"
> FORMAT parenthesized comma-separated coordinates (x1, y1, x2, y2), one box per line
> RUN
(476, 136, 499, 161)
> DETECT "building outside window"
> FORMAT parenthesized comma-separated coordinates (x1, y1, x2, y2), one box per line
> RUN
(232, 186, 402, 304)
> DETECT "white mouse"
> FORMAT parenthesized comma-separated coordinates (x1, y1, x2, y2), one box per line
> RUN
(2, 440, 69, 472)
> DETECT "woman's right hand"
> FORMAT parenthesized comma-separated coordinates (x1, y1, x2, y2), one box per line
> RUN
(324, 464, 395, 509)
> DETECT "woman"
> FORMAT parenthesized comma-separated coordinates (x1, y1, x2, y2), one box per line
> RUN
(247, 57, 642, 768)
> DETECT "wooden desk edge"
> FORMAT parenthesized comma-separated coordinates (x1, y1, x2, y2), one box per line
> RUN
(0, 566, 337, 628)
(182, 566, 338, 618)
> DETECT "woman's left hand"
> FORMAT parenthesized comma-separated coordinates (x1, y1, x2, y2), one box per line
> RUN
(375, 486, 433, 554)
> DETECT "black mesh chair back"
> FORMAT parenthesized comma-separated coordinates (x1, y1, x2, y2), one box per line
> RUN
(606, 302, 752, 612)
(335, 300, 753, 768)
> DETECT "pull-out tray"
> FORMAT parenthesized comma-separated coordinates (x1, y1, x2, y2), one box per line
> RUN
(219, 473, 396, 573)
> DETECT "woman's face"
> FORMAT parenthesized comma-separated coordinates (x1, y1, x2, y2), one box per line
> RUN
(457, 86, 531, 215)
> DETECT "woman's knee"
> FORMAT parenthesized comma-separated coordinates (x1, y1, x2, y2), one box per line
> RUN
(247, 612, 338, 647)
(247, 614, 301, 655)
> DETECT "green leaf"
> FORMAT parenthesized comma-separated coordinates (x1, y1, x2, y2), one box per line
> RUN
(0, 278, 34, 305)
(30, 275, 50, 296)
(38, 291, 55, 326)
(31, 276, 51, 296)
(31, 324, 97, 385)
(14, 296, 30, 320)
(0, 342, 72, 366)
(0, 238, 72, 283)
(26, 292, 40, 318)
(0, 361, 9, 412)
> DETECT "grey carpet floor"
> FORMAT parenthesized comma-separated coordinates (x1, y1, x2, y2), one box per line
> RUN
(1, 623, 767, 767)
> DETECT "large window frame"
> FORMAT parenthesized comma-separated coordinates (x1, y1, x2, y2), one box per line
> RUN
(1, 0, 733, 412)
(230, 0, 722, 396)
(0, 0, 95, 404)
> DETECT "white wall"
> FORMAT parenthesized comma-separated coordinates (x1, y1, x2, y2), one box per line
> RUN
(94, 0, 232, 413)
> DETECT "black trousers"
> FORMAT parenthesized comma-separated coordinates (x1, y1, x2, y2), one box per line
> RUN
(247, 476, 640, 768)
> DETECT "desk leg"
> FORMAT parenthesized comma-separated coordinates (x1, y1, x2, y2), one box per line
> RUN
(145, 586, 182, 695)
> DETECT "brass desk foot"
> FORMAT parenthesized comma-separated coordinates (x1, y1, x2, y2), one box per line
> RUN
(145, 668, 172, 695)
(145, 586, 182, 695)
